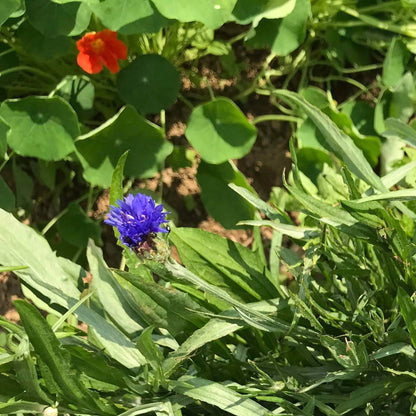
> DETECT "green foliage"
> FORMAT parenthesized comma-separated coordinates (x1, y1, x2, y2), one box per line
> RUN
(117, 54, 181, 114)
(0, 96, 79, 161)
(75, 106, 173, 187)
(186, 97, 257, 164)
(2, 1, 416, 415)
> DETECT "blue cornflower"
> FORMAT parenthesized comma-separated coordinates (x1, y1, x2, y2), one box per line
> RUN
(105, 193, 169, 248)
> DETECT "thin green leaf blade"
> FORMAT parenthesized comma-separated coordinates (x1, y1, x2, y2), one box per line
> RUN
(276, 90, 385, 191)
(173, 375, 269, 416)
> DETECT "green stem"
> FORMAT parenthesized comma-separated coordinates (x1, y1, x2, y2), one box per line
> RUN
(0, 48, 14, 59)
(228, 29, 251, 45)
(0, 151, 14, 174)
(252, 114, 301, 125)
(119, 255, 126, 271)
(234, 53, 276, 101)
(0, 66, 57, 82)
(358, 1, 401, 13)
(41, 192, 92, 235)
(86, 186, 95, 214)
(178, 93, 194, 110)
(340, 5, 416, 38)
(205, 79, 215, 101)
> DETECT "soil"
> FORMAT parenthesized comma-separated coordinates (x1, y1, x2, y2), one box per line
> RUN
(0, 272, 23, 323)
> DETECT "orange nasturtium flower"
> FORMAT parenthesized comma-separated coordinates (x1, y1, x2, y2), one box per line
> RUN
(76, 29, 127, 74)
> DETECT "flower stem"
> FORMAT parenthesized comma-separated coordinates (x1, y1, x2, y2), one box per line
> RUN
(251, 114, 301, 125)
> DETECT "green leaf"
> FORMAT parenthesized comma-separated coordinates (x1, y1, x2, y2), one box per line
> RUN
(136, 327, 164, 378)
(170, 227, 279, 302)
(299, 86, 329, 109)
(228, 183, 287, 221)
(110, 151, 129, 206)
(86, 0, 170, 33)
(232, 0, 266, 24)
(14, 339, 51, 403)
(382, 37, 410, 88)
(186, 97, 257, 164)
(246, 0, 309, 56)
(117, 55, 180, 114)
(0, 401, 47, 414)
(383, 117, 416, 148)
(286, 180, 377, 241)
(0, 0, 20, 26)
(0, 176, 15, 212)
(151, 0, 237, 29)
(14, 301, 114, 415)
(252, 0, 295, 21)
(75, 106, 172, 187)
(389, 72, 414, 122)
(12, 162, 33, 210)
(342, 100, 376, 136)
(117, 402, 175, 416)
(166, 145, 196, 171)
(0, 374, 22, 402)
(324, 108, 381, 168)
(65, 344, 128, 390)
(87, 240, 145, 335)
(163, 318, 242, 377)
(334, 378, 405, 414)
(57, 203, 101, 247)
(16, 21, 71, 60)
(348, 189, 416, 204)
(197, 161, 256, 229)
(0, 209, 145, 369)
(381, 160, 416, 188)
(114, 269, 206, 335)
(172, 375, 270, 416)
(1, 96, 79, 161)
(238, 219, 319, 240)
(397, 287, 416, 349)
(276, 90, 385, 191)
(370, 343, 415, 361)
(26, 0, 91, 37)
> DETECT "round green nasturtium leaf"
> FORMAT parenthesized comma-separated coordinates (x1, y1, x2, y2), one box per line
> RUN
(26, 0, 91, 37)
(186, 97, 257, 164)
(0, 96, 79, 161)
(16, 22, 72, 60)
(117, 54, 180, 115)
(151, 0, 237, 29)
(57, 202, 101, 247)
(75, 106, 173, 187)
(85, 0, 170, 33)
(197, 160, 256, 229)
(0, 0, 21, 26)
(0, 177, 15, 212)
(232, 0, 266, 24)
(299, 86, 329, 109)
(246, 0, 309, 56)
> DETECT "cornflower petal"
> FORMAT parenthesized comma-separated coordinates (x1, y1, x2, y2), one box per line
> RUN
(105, 193, 169, 248)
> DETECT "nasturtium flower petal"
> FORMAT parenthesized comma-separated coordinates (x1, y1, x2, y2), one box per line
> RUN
(76, 29, 127, 74)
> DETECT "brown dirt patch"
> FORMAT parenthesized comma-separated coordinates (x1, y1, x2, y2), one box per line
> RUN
(0, 272, 23, 323)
